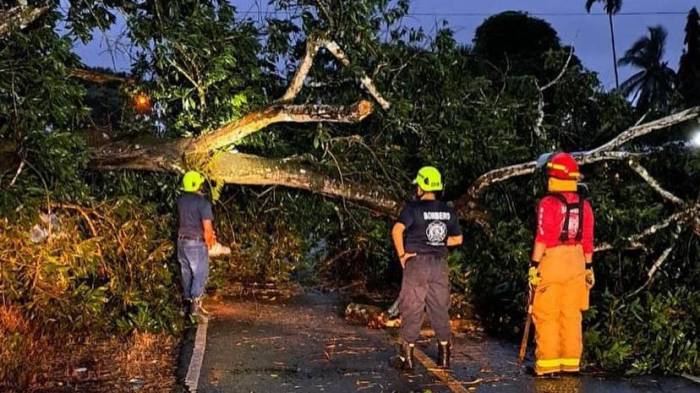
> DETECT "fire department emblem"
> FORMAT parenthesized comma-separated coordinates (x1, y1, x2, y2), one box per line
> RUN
(426, 221, 447, 245)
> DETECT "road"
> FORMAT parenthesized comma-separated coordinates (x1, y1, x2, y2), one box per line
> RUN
(184, 290, 700, 393)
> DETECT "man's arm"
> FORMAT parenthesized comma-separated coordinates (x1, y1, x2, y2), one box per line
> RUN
(392, 222, 415, 268)
(202, 219, 216, 248)
(446, 207, 463, 247)
(391, 222, 407, 258)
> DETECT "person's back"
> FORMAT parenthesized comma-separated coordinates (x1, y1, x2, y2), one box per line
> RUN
(529, 153, 595, 376)
(391, 166, 463, 371)
(400, 199, 459, 258)
(176, 171, 216, 317)
(178, 192, 213, 239)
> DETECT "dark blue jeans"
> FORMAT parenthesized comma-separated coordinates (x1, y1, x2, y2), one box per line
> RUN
(177, 239, 209, 300)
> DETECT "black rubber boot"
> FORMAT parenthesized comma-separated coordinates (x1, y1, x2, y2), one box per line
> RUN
(391, 343, 415, 371)
(437, 342, 451, 368)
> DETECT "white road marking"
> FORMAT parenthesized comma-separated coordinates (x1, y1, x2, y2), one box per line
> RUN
(412, 346, 471, 393)
(185, 316, 209, 392)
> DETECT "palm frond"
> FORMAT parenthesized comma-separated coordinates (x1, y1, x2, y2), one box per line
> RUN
(585, 0, 597, 12)
(619, 70, 645, 97)
(585, 0, 623, 14)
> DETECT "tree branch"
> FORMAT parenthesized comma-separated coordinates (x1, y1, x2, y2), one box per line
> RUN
(533, 47, 574, 138)
(539, 46, 574, 92)
(595, 203, 699, 252)
(89, 140, 399, 214)
(588, 106, 700, 154)
(68, 68, 132, 84)
(0, 4, 50, 38)
(625, 225, 682, 298)
(207, 152, 400, 214)
(277, 34, 323, 103)
(275, 32, 391, 110)
(628, 160, 684, 205)
(456, 151, 652, 214)
(322, 40, 391, 110)
(455, 107, 700, 214)
(165, 57, 200, 91)
(193, 100, 374, 152)
(90, 138, 183, 172)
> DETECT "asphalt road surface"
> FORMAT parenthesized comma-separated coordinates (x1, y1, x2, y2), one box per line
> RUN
(189, 291, 699, 393)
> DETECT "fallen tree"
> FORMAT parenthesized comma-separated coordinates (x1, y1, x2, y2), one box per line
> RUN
(6, 5, 698, 264)
(86, 33, 401, 215)
(80, 33, 700, 236)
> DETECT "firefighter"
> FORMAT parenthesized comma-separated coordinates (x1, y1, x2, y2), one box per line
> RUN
(177, 171, 217, 317)
(530, 152, 595, 376)
(391, 166, 463, 371)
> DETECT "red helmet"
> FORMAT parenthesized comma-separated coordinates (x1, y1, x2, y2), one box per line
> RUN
(546, 152, 580, 180)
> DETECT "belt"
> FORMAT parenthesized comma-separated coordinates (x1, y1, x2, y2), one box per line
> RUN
(178, 235, 203, 241)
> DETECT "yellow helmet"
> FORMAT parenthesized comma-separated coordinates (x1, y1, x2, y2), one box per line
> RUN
(182, 171, 206, 192)
(412, 166, 443, 192)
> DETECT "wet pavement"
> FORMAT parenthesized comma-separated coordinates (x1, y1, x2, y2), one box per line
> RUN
(195, 291, 700, 393)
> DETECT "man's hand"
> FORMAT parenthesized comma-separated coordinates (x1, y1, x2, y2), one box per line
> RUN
(585, 267, 595, 289)
(528, 266, 541, 287)
(446, 235, 463, 247)
(400, 252, 417, 268)
(202, 219, 216, 249)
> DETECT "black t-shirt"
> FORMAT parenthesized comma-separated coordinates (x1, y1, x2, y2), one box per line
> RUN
(177, 192, 214, 238)
(398, 199, 462, 257)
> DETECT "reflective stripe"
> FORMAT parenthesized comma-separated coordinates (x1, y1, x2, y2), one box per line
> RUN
(536, 359, 561, 368)
(561, 358, 580, 367)
(547, 163, 567, 171)
(547, 163, 580, 178)
(537, 358, 580, 368)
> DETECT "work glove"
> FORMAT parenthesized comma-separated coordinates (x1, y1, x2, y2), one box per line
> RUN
(585, 267, 595, 289)
(528, 266, 541, 287)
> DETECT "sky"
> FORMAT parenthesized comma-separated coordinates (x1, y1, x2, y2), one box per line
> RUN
(70, 0, 697, 90)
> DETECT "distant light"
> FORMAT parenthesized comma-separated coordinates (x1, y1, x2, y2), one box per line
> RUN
(133, 92, 152, 114)
(691, 131, 700, 148)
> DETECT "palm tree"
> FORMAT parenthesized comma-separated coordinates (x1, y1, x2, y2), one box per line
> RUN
(618, 26, 677, 112)
(586, 0, 622, 88)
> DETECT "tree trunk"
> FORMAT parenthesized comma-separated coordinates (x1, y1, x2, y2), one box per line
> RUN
(89, 137, 400, 214)
(207, 152, 400, 214)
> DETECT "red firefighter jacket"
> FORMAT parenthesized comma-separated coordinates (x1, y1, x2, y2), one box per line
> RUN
(535, 192, 594, 256)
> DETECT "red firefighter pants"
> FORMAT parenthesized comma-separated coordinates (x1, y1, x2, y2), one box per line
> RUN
(532, 245, 589, 375)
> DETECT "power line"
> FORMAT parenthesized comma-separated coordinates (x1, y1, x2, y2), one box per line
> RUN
(407, 11, 689, 17)
(239, 10, 690, 17)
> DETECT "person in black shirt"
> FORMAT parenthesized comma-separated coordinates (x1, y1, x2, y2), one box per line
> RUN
(391, 166, 463, 371)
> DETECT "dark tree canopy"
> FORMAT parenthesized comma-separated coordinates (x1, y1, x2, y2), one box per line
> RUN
(472, 11, 574, 79)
